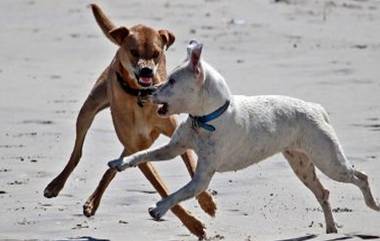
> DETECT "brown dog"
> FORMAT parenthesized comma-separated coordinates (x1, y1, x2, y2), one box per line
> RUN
(43, 4, 216, 238)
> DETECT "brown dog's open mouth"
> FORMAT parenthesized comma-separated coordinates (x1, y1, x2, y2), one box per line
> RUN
(157, 103, 169, 116)
(134, 70, 154, 87)
(138, 77, 153, 87)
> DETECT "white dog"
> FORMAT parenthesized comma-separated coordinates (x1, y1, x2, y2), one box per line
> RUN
(109, 40, 380, 234)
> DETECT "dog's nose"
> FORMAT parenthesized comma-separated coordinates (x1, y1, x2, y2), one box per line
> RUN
(139, 67, 153, 77)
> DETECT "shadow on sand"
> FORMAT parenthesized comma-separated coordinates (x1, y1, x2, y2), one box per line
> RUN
(273, 234, 380, 241)
(58, 237, 110, 241)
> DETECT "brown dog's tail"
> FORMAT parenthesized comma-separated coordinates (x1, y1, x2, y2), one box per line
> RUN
(90, 3, 118, 45)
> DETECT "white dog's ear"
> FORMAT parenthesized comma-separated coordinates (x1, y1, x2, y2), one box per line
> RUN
(187, 40, 204, 81)
(186, 40, 196, 59)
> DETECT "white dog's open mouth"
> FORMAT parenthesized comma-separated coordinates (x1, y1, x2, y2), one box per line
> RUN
(157, 103, 169, 116)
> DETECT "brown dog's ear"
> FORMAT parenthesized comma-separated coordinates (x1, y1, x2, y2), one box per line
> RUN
(108, 27, 129, 46)
(159, 30, 175, 50)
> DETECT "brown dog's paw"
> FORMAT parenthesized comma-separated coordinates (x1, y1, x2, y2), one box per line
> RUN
(197, 191, 217, 217)
(83, 197, 100, 217)
(43, 179, 64, 198)
(171, 205, 207, 240)
(182, 212, 207, 240)
(326, 225, 338, 234)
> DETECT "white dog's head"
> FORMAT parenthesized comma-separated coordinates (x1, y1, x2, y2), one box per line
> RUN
(152, 40, 206, 117)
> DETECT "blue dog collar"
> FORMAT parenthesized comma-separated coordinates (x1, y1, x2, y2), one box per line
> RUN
(190, 100, 230, 132)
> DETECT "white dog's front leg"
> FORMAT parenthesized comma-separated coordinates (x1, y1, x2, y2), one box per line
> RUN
(148, 167, 215, 220)
(108, 140, 187, 172)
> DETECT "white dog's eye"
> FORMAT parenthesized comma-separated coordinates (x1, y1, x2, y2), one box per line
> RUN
(169, 78, 176, 85)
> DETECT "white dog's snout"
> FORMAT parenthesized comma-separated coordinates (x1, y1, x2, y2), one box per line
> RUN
(150, 85, 166, 103)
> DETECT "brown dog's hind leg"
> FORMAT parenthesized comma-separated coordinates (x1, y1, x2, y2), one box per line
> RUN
(44, 77, 109, 198)
(283, 150, 337, 233)
(139, 162, 206, 239)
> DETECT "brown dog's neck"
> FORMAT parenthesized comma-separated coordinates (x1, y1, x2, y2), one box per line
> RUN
(117, 61, 141, 89)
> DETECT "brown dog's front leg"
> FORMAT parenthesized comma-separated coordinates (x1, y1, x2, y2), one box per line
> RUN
(83, 148, 128, 217)
(83, 168, 117, 217)
(44, 79, 109, 198)
(138, 162, 206, 239)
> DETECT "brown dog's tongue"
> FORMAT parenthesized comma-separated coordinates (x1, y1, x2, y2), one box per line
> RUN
(139, 77, 153, 86)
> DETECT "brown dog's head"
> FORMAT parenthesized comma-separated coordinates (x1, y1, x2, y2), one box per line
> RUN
(91, 4, 175, 87)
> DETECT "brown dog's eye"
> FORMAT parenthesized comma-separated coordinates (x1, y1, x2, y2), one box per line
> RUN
(152, 51, 160, 59)
(130, 49, 139, 58)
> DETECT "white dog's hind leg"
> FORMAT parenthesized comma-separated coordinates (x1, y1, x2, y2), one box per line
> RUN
(283, 150, 337, 233)
(305, 122, 380, 212)
(352, 170, 380, 211)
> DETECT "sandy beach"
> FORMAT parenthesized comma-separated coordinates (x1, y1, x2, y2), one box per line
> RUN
(0, 0, 380, 240)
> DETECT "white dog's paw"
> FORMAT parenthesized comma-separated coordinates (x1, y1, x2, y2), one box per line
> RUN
(107, 158, 131, 171)
(148, 206, 166, 221)
(127, 158, 140, 168)
(108, 158, 124, 171)
(108, 157, 141, 171)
